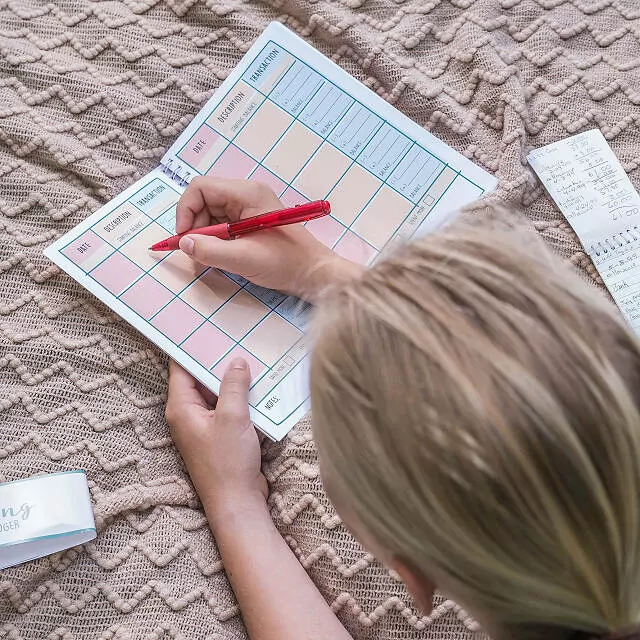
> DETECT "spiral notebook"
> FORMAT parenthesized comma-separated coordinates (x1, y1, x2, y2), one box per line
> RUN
(45, 22, 497, 440)
(528, 129, 640, 335)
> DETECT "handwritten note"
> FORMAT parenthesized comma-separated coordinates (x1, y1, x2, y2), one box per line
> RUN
(528, 129, 640, 334)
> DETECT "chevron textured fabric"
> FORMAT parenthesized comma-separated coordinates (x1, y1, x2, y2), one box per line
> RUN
(1, 0, 639, 639)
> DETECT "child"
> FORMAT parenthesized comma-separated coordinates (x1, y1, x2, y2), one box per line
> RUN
(165, 177, 640, 640)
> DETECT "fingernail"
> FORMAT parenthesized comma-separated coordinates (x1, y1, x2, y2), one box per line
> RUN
(179, 236, 194, 255)
(229, 357, 248, 371)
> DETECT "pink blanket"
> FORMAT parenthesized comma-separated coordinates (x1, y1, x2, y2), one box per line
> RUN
(2, 0, 637, 638)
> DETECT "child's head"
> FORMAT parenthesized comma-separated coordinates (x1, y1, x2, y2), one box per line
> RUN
(311, 220, 640, 640)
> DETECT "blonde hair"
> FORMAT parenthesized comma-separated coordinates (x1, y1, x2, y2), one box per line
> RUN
(311, 219, 640, 639)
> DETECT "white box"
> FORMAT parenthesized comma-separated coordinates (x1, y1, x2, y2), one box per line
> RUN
(0, 471, 96, 569)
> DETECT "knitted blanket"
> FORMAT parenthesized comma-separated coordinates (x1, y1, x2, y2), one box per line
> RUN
(1, 1, 638, 639)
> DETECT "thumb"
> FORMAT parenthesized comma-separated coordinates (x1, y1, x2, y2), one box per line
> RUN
(215, 358, 251, 425)
(179, 234, 243, 273)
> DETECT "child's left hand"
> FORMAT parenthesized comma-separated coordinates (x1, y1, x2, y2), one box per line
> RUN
(165, 359, 268, 508)
(166, 361, 353, 640)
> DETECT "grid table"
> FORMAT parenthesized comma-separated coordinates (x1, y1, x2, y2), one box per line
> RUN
(46, 23, 495, 439)
(173, 38, 483, 265)
(56, 175, 310, 433)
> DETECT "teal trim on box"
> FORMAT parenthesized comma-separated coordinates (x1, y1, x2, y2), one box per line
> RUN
(0, 470, 87, 489)
(0, 527, 96, 550)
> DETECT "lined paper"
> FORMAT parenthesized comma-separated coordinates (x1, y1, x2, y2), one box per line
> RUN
(528, 129, 640, 334)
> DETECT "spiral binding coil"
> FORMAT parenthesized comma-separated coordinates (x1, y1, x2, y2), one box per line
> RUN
(590, 226, 640, 256)
(161, 159, 192, 187)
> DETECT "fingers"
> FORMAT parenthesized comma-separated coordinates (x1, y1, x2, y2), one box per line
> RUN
(176, 198, 212, 235)
(215, 358, 251, 425)
(166, 360, 209, 424)
(176, 178, 281, 234)
(190, 209, 212, 234)
(195, 380, 218, 407)
(179, 234, 248, 273)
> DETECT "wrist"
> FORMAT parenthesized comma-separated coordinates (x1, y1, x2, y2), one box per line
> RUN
(297, 251, 364, 303)
(202, 488, 269, 532)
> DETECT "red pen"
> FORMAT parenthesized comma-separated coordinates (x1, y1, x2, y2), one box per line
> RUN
(149, 200, 331, 252)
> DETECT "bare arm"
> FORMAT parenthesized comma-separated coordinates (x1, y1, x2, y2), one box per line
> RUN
(167, 178, 363, 638)
(206, 491, 352, 640)
(166, 362, 352, 640)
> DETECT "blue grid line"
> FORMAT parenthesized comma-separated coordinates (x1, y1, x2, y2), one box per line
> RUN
(304, 85, 350, 130)
(113, 266, 270, 373)
(175, 121, 256, 177)
(376, 195, 438, 257)
(61, 36, 485, 429)
(341, 139, 417, 247)
(407, 170, 461, 244)
(174, 74, 275, 169)
(246, 164, 287, 197)
(315, 96, 353, 138)
(85, 213, 159, 277)
(254, 352, 309, 407)
(383, 167, 458, 252)
(285, 138, 324, 191)
(128, 278, 266, 371)
(258, 38, 463, 194)
(375, 163, 451, 249)
(147, 262, 219, 322)
(352, 119, 385, 162)
(180, 36, 485, 216)
(174, 85, 294, 176)
(249, 65, 383, 243)
(180, 42, 423, 204)
(60, 178, 182, 254)
(331, 182, 384, 249)
(272, 62, 307, 101)
(176, 42, 449, 213)
(457, 172, 484, 191)
(227, 60, 296, 148)
(257, 71, 330, 185)
(209, 283, 305, 344)
(326, 130, 431, 204)
(60, 197, 303, 426)
(115, 227, 180, 300)
(76, 195, 274, 378)
(87, 253, 146, 298)
(168, 277, 305, 373)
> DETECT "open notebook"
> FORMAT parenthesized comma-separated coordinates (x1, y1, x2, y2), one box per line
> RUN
(45, 22, 497, 440)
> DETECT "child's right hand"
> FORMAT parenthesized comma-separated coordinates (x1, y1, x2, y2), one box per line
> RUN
(176, 178, 358, 302)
